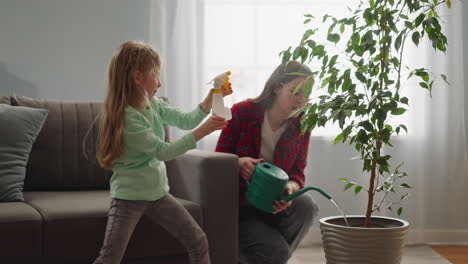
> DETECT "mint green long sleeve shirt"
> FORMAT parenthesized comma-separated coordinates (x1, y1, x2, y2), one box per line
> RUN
(110, 97, 208, 201)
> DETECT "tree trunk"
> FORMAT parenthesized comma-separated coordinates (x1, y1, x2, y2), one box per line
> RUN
(365, 134, 382, 227)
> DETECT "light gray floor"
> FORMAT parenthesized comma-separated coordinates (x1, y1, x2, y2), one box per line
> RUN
(289, 246, 452, 264)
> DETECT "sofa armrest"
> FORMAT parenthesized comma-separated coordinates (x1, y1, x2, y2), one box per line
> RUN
(165, 149, 239, 264)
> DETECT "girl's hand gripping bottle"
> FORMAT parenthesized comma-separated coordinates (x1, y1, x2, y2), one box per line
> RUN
(210, 71, 233, 120)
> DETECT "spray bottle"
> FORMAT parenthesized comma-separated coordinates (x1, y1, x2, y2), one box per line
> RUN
(210, 71, 233, 120)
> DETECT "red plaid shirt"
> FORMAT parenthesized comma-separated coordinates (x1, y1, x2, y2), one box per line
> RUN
(215, 100, 311, 203)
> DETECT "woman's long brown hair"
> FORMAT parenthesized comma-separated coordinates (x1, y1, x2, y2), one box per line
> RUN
(250, 61, 313, 108)
(97, 41, 161, 169)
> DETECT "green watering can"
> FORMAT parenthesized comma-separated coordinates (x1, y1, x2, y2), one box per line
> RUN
(246, 162, 332, 213)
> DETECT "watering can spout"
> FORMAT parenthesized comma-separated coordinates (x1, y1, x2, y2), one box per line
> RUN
(247, 161, 333, 213)
(284, 186, 332, 201)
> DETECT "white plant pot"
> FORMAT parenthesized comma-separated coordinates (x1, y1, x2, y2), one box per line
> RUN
(320, 215, 409, 264)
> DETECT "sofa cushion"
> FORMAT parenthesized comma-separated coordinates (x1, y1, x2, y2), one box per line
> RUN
(0, 202, 42, 256)
(0, 104, 48, 201)
(23, 191, 203, 258)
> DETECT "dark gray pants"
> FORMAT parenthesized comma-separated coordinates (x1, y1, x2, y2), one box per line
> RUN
(93, 194, 210, 264)
(238, 194, 318, 264)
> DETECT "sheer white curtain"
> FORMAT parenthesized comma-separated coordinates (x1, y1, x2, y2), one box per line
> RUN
(149, 0, 207, 143)
(399, 1, 468, 243)
(151, 0, 468, 245)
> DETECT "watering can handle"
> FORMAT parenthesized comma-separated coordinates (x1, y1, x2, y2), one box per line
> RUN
(283, 186, 332, 201)
(243, 178, 250, 186)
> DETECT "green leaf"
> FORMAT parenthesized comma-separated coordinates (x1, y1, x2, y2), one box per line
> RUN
(400, 193, 410, 200)
(343, 124, 353, 139)
(395, 32, 404, 51)
(329, 55, 338, 68)
(400, 124, 408, 133)
(327, 33, 341, 44)
(391, 108, 406, 115)
(304, 19, 311, 24)
(363, 158, 371, 172)
(306, 40, 317, 49)
(415, 14, 425, 28)
(334, 133, 344, 144)
(344, 182, 354, 191)
(300, 47, 309, 63)
(340, 24, 345, 34)
(280, 47, 292, 65)
(412, 31, 420, 46)
(354, 186, 363, 194)
(404, 21, 413, 29)
(355, 143, 361, 152)
(355, 72, 367, 83)
(357, 129, 368, 143)
(415, 70, 428, 77)
(339, 178, 349, 182)
(401, 183, 412, 188)
(400, 97, 409, 105)
(441, 74, 448, 84)
(419, 82, 429, 89)
(361, 120, 374, 132)
(312, 45, 325, 57)
(375, 109, 387, 129)
(397, 207, 403, 216)
(321, 77, 330, 88)
(293, 46, 302, 60)
(351, 32, 360, 47)
(287, 72, 309, 77)
(363, 8, 373, 25)
(342, 78, 352, 92)
(304, 78, 313, 99)
(301, 29, 315, 43)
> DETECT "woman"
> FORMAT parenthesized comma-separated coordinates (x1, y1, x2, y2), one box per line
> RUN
(215, 61, 319, 264)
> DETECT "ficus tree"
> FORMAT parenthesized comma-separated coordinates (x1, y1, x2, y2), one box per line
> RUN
(281, 0, 451, 227)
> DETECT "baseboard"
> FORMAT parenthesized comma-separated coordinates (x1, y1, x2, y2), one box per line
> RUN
(299, 227, 468, 248)
(407, 229, 468, 245)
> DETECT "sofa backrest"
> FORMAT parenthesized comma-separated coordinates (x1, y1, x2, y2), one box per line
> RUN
(9, 95, 171, 191)
(10, 95, 111, 190)
(0, 96, 10, 104)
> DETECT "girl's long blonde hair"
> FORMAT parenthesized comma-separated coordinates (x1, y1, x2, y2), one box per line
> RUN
(97, 41, 161, 169)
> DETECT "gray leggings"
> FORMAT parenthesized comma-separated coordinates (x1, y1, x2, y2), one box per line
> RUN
(93, 194, 210, 264)
(238, 194, 318, 264)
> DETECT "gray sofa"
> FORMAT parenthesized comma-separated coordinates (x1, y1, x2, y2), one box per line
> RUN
(0, 95, 239, 264)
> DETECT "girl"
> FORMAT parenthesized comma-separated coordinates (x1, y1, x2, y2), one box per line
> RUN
(94, 41, 228, 264)
(216, 61, 319, 264)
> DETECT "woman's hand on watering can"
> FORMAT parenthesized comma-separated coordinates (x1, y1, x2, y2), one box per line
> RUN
(273, 200, 292, 214)
(272, 181, 299, 214)
(239, 157, 264, 181)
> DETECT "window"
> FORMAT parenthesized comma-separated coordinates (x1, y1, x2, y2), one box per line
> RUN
(204, 0, 358, 136)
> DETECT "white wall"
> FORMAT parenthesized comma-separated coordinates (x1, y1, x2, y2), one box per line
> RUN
(0, 0, 151, 101)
